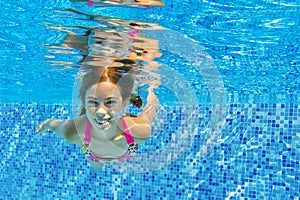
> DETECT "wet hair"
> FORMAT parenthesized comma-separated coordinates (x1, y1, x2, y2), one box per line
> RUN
(79, 59, 135, 115)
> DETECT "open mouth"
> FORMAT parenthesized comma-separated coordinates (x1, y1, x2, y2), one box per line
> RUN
(95, 117, 113, 128)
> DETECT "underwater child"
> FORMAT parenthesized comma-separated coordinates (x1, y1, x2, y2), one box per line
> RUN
(36, 65, 159, 170)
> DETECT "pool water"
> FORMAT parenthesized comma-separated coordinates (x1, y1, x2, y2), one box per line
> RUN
(0, 0, 299, 199)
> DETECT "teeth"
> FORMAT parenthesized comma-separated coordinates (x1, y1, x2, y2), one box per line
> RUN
(95, 117, 112, 124)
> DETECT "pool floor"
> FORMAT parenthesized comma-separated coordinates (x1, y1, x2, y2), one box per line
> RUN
(0, 103, 299, 199)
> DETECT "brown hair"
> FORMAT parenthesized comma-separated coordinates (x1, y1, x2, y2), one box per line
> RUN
(79, 59, 135, 115)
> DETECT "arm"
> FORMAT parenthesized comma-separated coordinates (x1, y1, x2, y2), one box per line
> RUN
(139, 86, 159, 124)
(128, 83, 159, 141)
(36, 119, 79, 143)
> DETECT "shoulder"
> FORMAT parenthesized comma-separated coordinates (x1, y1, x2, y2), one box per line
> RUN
(122, 116, 151, 143)
(63, 115, 87, 145)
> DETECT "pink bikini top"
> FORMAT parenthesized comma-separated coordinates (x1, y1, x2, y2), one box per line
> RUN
(81, 118, 138, 163)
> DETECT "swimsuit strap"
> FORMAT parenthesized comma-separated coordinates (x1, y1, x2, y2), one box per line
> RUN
(121, 118, 135, 145)
(84, 120, 92, 144)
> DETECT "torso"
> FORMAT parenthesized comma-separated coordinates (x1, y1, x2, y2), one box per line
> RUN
(71, 115, 145, 160)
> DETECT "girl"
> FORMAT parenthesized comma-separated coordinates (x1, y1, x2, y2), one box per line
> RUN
(36, 64, 159, 170)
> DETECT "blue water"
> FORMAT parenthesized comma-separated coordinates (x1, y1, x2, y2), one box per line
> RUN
(0, 0, 299, 199)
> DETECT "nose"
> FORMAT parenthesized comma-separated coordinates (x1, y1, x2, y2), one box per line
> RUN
(95, 107, 107, 118)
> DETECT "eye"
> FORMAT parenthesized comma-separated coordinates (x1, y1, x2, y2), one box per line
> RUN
(105, 99, 118, 107)
(87, 100, 99, 107)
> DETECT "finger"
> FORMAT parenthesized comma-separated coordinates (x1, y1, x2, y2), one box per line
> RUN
(35, 126, 43, 134)
(35, 122, 46, 134)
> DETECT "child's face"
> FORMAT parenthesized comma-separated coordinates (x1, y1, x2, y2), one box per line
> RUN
(85, 82, 124, 130)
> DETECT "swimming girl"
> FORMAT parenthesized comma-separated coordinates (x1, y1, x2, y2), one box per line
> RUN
(36, 63, 159, 170)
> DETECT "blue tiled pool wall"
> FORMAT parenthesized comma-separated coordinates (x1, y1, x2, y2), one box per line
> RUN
(0, 103, 299, 199)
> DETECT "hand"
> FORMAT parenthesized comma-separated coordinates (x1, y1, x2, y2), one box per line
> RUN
(35, 119, 51, 134)
(149, 79, 160, 91)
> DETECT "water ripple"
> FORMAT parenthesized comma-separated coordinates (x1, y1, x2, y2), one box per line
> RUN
(0, 0, 299, 103)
